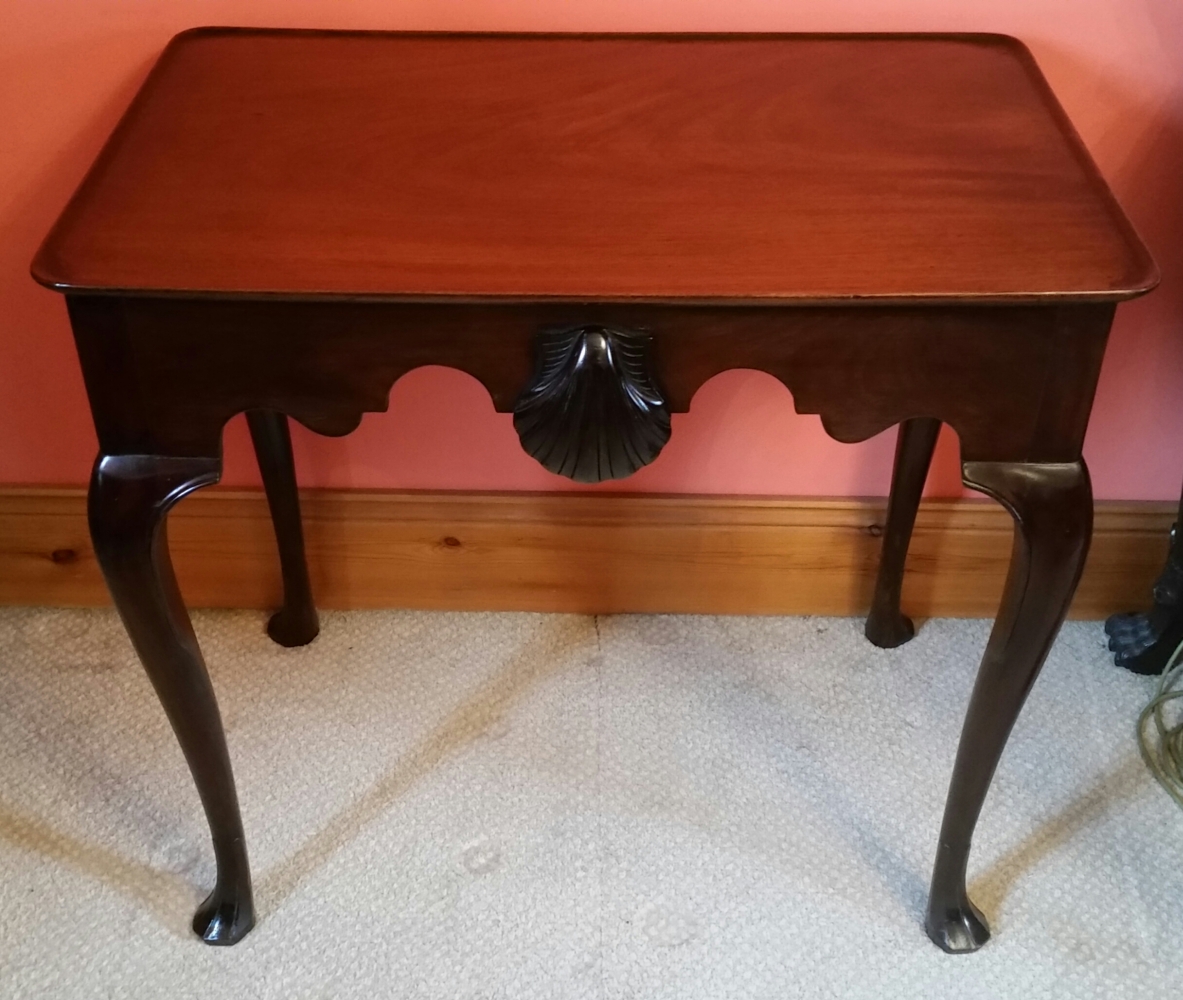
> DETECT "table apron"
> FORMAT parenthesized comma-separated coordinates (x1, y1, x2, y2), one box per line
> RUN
(67, 296, 1114, 465)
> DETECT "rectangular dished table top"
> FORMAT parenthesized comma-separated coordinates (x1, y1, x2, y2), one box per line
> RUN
(33, 29, 1155, 304)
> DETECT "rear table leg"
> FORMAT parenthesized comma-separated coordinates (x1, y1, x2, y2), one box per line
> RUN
(865, 417, 941, 648)
(247, 409, 319, 647)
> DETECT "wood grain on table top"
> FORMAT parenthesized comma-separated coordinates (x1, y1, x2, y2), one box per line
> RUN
(32, 30, 1157, 303)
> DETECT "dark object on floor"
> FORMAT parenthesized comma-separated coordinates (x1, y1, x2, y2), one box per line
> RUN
(1105, 484, 1183, 675)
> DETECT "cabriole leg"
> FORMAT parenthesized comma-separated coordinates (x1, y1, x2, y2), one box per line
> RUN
(89, 453, 255, 945)
(865, 417, 941, 648)
(925, 460, 1092, 953)
(246, 410, 319, 647)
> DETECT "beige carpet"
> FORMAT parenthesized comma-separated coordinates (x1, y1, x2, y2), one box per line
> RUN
(0, 607, 1179, 998)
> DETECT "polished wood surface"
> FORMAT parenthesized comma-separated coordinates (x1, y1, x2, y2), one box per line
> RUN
(245, 411, 319, 646)
(32, 30, 1157, 950)
(0, 487, 1171, 620)
(65, 296, 1115, 463)
(58, 280, 1140, 949)
(865, 416, 942, 647)
(33, 30, 1155, 302)
(930, 460, 1093, 952)
(88, 454, 254, 945)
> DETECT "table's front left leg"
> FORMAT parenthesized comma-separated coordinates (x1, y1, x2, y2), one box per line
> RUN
(246, 410, 319, 647)
(89, 453, 255, 945)
(866, 417, 941, 648)
(925, 459, 1091, 953)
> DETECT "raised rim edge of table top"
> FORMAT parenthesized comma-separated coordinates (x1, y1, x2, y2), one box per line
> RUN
(30, 28, 1161, 307)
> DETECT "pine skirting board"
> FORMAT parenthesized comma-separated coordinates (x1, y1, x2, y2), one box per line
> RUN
(0, 487, 1171, 619)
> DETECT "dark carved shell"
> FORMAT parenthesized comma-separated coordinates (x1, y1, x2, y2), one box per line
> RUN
(513, 325, 671, 483)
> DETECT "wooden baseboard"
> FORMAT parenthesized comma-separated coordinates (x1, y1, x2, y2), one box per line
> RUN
(0, 487, 1170, 619)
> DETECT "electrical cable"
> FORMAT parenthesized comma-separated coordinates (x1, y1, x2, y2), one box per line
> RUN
(1137, 636, 1183, 810)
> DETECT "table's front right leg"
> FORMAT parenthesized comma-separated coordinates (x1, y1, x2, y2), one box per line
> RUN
(89, 453, 255, 945)
(925, 459, 1091, 952)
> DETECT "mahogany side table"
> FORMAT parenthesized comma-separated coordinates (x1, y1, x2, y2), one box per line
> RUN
(31, 30, 1156, 951)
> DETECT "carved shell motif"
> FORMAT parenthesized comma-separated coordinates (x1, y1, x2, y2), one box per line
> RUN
(513, 325, 671, 483)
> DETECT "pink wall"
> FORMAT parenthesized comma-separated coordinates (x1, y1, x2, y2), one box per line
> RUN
(3, 1, 1182, 499)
